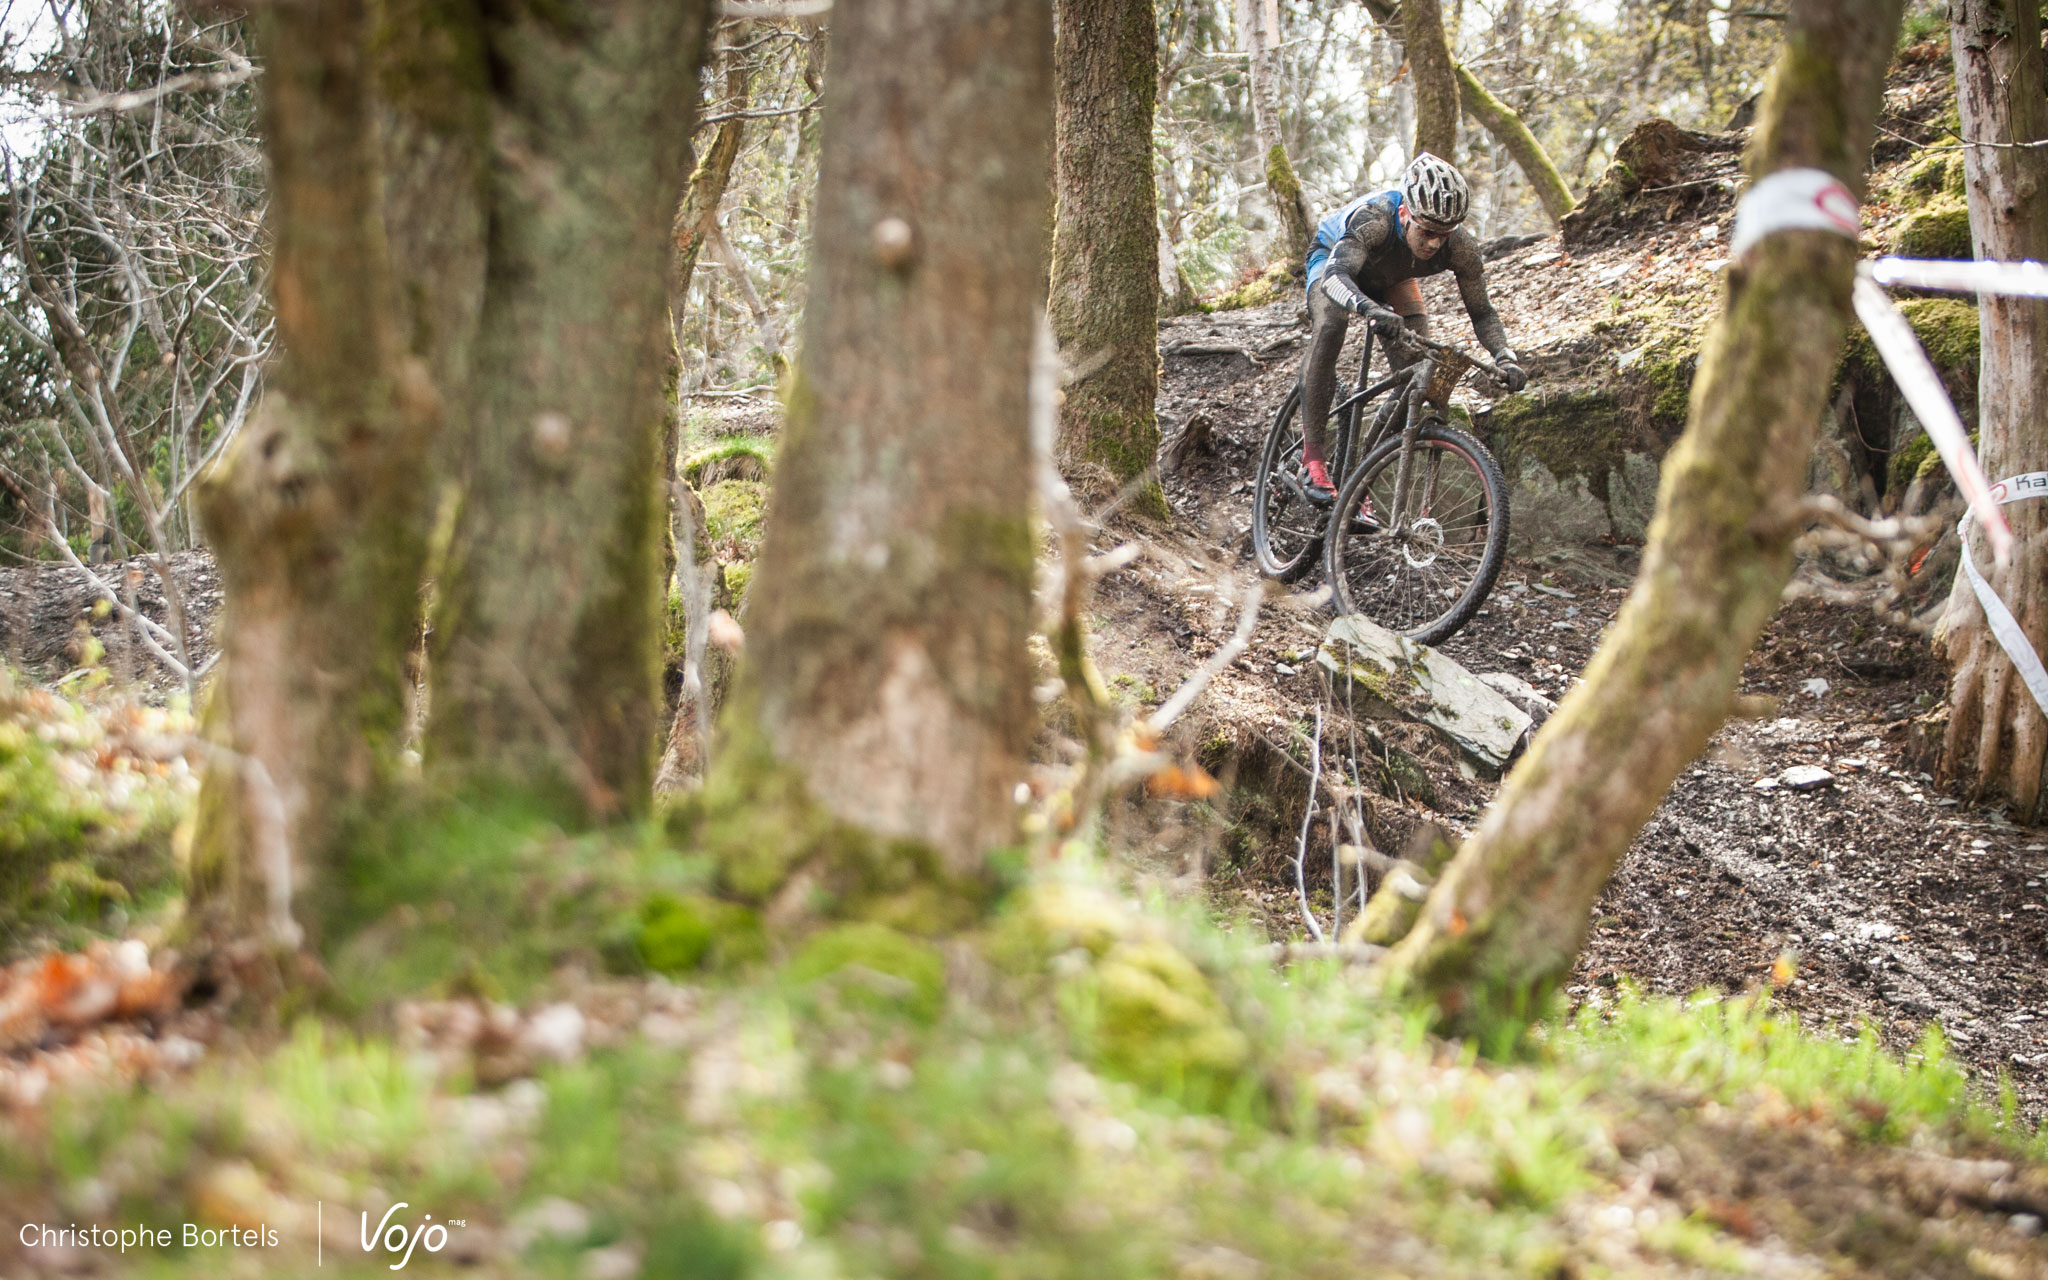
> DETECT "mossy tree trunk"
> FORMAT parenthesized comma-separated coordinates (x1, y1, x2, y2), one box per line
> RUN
(1052, 0, 1165, 518)
(1233, 0, 1310, 263)
(1358, 0, 1568, 220)
(1456, 62, 1575, 224)
(190, 0, 441, 950)
(1375, 0, 1905, 1029)
(1402, 0, 1459, 164)
(672, 25, 751, 341)
(373, 0, 490, 437)
(424, 0, 714, 821)
(1937, 0, 2048, 822)
(697, 0, 1050, 926)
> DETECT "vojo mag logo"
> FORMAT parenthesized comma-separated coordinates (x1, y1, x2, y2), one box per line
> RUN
(359, 1203, 462, 1270)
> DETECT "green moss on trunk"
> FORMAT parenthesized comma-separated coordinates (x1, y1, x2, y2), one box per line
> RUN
(425, 0, 715, 822)
(1051, 0, 1167, 518)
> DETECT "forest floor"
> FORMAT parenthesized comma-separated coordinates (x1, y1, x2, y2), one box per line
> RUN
(1084, 164, 2048, 1132)
(13, 42, 2048, 1278)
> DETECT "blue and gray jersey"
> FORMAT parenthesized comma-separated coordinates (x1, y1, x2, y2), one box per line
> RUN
(1299, 188, 1508, 356)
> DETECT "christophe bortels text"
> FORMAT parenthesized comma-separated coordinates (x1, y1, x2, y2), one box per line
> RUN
(19, 1204, 461, 1268)
(20, 1222, 280, 1252)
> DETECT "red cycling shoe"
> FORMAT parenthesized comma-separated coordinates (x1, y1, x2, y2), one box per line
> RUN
(1303, 459, 1335, 502)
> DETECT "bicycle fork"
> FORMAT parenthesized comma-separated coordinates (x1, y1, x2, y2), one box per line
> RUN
(1384, 373, 1432, 533)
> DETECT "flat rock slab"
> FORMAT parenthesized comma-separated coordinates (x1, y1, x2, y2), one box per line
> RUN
(1317, 615, 1533, 777)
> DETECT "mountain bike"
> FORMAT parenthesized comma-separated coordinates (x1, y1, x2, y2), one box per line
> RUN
(1251, 330, 1511, 645)
(1325, 334, 1511, 644)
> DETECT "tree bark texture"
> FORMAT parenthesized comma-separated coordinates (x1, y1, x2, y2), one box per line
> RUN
(1456, 62, 1576, 224)
(424, 0, 713, 820)
(699, 0, 1051, 919)
(191, 0, 439, 946)
(1402, 0, 1459, 164)
(672, 32, 750, 333)
(1375, 0, 1905, 1028)
(1052, 0, 1165, 515)
(1938, 0, 2048, 822)
(1233, 0, 1310, 262)
(372, 0, 490, 419)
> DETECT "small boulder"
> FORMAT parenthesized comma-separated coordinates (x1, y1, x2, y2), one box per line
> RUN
(1317, 616, 1533, 776)
(1778, 764, 1834, 792)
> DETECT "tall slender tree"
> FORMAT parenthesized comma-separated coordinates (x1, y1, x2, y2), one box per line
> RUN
(695, 0, 1053, 925)
(1456, 64, 1575, 223)
(1402, 0, 1460, 163)
(1052, 0, 1165, 515)
(1361, 0, 1571, 222)
(1374, 0, 1905, 1027)
(1234, 0, 1311, 262)
(1937, 0, 2048, 822)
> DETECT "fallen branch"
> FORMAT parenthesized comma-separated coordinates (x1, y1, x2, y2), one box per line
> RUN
(55, 58, 257, 116)
(1164, 341, 1264, 362)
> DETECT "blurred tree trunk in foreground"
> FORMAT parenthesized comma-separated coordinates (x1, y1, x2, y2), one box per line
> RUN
(1375, 0, 1905, 1029)
(424, 0, 713, 820)
(1052, 0, 1166, 516)
(190, 0, 439, 952)
(193, 0, 713, 955)
(1937, 0, 2048, 823)
(695, 0, 1051, 928)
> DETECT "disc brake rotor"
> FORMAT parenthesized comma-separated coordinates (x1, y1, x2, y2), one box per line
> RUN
(1401, 516, 1444, 568)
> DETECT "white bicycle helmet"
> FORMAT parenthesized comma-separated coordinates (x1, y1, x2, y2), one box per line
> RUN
(1402, 152, 1470, 227)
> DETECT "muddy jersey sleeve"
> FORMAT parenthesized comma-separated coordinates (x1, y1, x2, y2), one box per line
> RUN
(1317, 205, 1397, 315)
(1445, 233, 1511, 356)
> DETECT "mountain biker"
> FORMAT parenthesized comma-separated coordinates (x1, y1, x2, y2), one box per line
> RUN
(1297, 153, 1527, 500)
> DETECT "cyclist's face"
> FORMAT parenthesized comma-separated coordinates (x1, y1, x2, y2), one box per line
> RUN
(1402, 210, 1454, 258)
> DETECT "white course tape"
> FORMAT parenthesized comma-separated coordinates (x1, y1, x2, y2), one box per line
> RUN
(1959, 472, 2048, 719)
(1870, 255, 2048, 299)
(1730, 168, 1861, 259)
(1851, 273, 2014, 564)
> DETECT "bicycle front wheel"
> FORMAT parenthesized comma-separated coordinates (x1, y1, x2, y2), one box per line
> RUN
(1250, 386, 1325, 581)
(1323, 423, 1509, 645)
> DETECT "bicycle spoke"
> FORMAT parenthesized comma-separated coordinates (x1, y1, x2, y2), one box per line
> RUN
(1327, 429, 1506, 642)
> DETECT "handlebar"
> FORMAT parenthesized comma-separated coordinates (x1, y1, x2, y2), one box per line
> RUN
(1382, 328, 1507, 384)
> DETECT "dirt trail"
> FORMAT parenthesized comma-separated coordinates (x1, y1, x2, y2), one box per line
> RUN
(1101, 224, 2048, 1119)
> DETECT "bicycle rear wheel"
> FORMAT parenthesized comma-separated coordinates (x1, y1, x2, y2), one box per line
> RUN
(1250, 386, 1326, 581)
(1323, 423, 1509, 645)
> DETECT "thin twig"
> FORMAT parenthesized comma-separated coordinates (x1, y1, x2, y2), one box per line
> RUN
(695, 99, 821, 129)
(1294, 705, 1326, 944)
